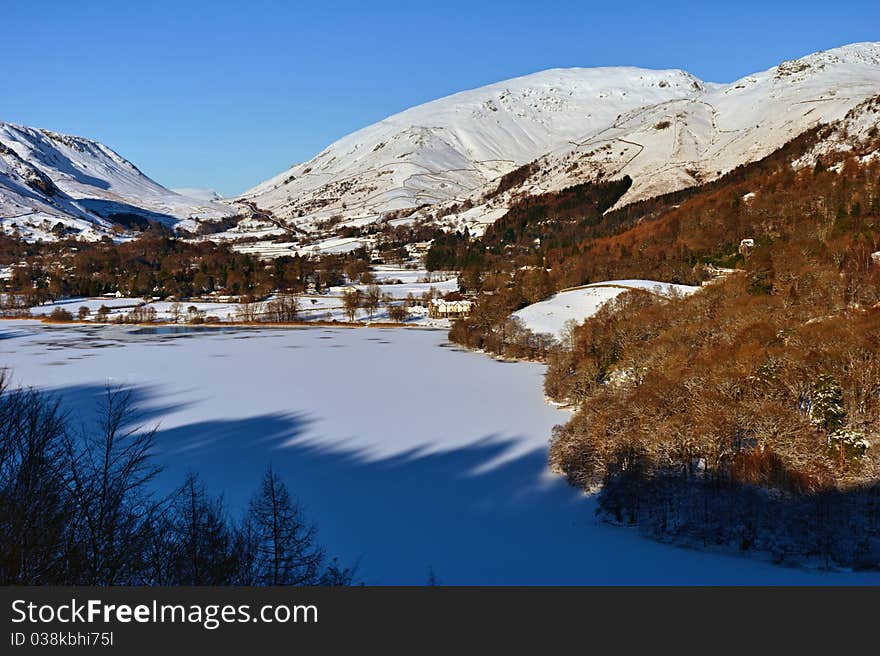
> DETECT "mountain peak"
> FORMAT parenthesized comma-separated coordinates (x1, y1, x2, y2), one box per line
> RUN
(238, 44, 880, 234)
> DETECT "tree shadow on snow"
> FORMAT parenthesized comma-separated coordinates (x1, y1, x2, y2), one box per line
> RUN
(44, 382, 880, 586)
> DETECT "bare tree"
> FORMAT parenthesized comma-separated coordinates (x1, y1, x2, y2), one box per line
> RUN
(65, 386, 163, 585)
(169, 302, 183, 324)
(342, 289, 362, 322)
(363, 285, 382, 321)
(0, 375, 357, 586)
(265, 293, 300, 323)
(126, 305, 157, 323)
(235, 296, 263, 322)
(166, 473, 239, 585)
(0, 374, 71, 584)
(387, 303, 408, 323)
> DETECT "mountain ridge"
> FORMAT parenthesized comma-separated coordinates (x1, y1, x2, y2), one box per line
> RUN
(0, 122, 235, 240)
(2, 42, 878, 243)
(239, 42, 880, 236)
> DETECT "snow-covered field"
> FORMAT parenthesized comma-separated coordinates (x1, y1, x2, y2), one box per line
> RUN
(25, 294, 440, 325)
(27, 296, 148, 316)
(1, 320, 877, 584)
(328, 276, 458, 300)
(513, 280, 698, 339)
(22, 267, 458, 325)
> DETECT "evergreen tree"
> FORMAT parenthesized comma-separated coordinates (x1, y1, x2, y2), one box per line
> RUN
(247, 467, 324, 586)
(809, 374, 846, 433)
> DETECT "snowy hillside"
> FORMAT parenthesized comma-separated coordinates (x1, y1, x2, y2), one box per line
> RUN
(5, 43, 876, 245)
(243, 43, 880, 234)
(511, 43, 880, 212)
(171, 187, 224, 202)
(0, 123, 236, 240)
(513, 280, 698, 340)
(239, 67, 704, 224)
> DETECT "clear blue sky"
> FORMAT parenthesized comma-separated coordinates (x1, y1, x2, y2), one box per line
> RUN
(4, 1, 878, 196)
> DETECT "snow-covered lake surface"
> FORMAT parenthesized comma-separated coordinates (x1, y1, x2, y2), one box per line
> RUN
(2, 320, 878, 584)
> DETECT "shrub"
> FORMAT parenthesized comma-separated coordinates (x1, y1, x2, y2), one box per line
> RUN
(48, 307, 73, 322)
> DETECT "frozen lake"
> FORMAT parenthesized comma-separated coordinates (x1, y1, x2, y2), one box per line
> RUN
(2, 321, 878, 584)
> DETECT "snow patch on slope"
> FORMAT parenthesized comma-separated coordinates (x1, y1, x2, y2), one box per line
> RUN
(513, 280, 698, 339)
(172, 187, 224, 202)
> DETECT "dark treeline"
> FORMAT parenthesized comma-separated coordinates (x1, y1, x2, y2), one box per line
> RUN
(0, 219, 445, 307)
(0, 375, 356, 585)
(425, 176, 633, 283)
(0, 228, 350, 305)
(600, 472, 880, 568)
(482, 175, 633, 250)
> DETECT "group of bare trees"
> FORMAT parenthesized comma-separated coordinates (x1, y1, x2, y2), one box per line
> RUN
(342, 285, 409, 323)
(0, 375, 355, 585)
(232, 293, 301, 323)
(265, 294, 301, 323)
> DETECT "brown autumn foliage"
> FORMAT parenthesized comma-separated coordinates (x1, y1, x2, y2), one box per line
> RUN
(544, 148, 880, 489)
(533, 147, 880, 565)
(546, 280, 880, 491)
(443, 111, 880, 564)
(544, 153, 880, 287)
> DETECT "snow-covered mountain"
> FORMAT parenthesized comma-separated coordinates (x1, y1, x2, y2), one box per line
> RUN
(0, 123, 235, 240)
(242, 42, 880, 234)
(239, 67, 703, 224)
(5, 43, 877, 244)
(514, 42, 880, 212)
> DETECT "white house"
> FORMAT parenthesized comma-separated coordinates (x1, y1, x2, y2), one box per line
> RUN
(428, 298, 473, 319)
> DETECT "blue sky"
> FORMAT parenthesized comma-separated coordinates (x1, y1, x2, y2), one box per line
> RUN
(4, 1, 878, 196)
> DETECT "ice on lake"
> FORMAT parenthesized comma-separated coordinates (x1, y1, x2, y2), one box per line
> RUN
(2, 321, 878, 584)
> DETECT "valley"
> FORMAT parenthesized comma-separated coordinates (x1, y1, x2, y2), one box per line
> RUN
(3, 320, 878, 583)
(3, 41, 880, 581)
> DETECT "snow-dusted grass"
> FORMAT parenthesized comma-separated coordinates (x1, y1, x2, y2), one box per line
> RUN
(25, 297, 241, 322)
(513, 280, 698, 340)
(27, 297, 147, 317)
(24, 293, 445, 326)
(370, 265, 438, 283)
(24, 266, 457, 326)
(1, 321, 876, 584)
(329, 279, 458, 300)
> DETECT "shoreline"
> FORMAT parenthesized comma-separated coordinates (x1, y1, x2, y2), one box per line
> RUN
(0, 315, 448, 331)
